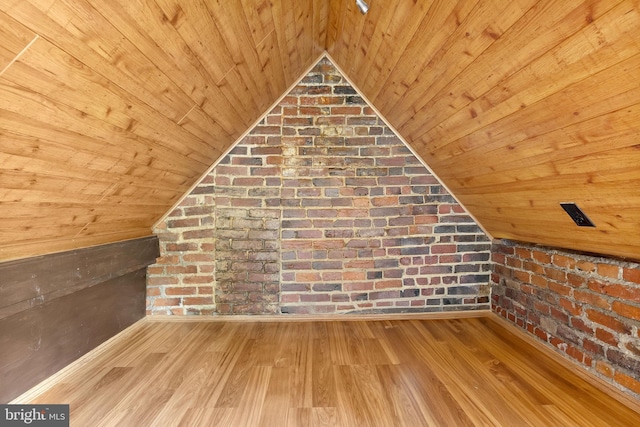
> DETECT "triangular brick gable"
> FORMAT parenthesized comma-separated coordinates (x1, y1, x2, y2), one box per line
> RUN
(147, 57, 491, 315)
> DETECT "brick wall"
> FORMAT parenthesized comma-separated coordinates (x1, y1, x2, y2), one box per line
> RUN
(492, 239, 640, 398)
(148, 189, 215, 315)
(147, 57, 491, 315)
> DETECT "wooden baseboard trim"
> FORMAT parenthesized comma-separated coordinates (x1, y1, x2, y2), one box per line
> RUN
(144, 309, 493, 323)
(490, 313, 640, 415)
(9, 319, 147, 404)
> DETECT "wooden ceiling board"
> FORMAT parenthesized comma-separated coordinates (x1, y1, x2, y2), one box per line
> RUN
(270, 0, 299, 87)
(85, 0, 251, 139)
(277, 0, 307, 84)
(1, 0, 640, 261)
(0, 140, 186, 200)
(325, 0, 345, 51)
(410, 1, 637, 151)
(401, 0, 623, 146)
(441, 104, 640, 186)
(0, 76, 209, 179)
(328, 0, 640, 260)
(208, 0, 275, 111)
(430, 61, 640, 168)
(0, 111, 196, 182)
(3, 40, 226, 165)
(392, 0, 539, 138)
(326, 0, 368, 70)
(370, 1, 476, 113)
(0, 0, 325, 260)
(35, 0, 195, 120)
(0, 11, 36, 74)
(312, 0, 329, 55)
(348, 0, 437, 100)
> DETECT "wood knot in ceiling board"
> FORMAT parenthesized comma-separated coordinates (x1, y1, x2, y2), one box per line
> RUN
(483, 28, 500, 41)
(125, 119, 137, 132)
(171, 9, 184, 27)
(586, 10, 594, 24)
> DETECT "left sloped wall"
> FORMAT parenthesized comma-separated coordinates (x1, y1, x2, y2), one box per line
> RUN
(0, 236, 159, 403)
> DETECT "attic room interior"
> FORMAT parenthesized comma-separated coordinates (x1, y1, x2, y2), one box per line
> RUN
(2, 0, 640, 424)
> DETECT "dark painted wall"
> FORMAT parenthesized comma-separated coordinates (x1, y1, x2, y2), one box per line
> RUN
(0, 236, 159, 403)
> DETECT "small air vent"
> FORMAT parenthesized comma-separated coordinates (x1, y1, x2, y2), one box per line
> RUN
(560, 203, 595, 227)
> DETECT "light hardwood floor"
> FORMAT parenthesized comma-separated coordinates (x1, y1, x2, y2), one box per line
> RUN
(22, 315, 640, 426)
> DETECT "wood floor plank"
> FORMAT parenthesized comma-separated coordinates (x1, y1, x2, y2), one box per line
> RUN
(431, 319, 559, 425)
(379, 322, 477, 426)
(177, 407, 234, 427)
(376, 364, 433, 426)
(258, 367, 292, 427)
(474, 316, 640, 426)
(191, 324, 252, 408)
(18, 316, 640, 426)
(333, 364, 397, 426)
(288, 332, 314, 408)
(230, 366, 271, 426)
(286, 407, 338, 427)
(311, 338, 338, 408)
(146, 351, 221, 426)
(401, 320, 503, 426)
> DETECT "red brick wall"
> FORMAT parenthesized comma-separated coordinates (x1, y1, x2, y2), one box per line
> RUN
(492, 239, 640, 398)
(147, 57, 491, 316)
(147, 188, 215, 315)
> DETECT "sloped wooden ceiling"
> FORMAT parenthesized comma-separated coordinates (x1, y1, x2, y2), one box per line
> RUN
(0, 0, 327, 260)
(327, 0, 640, 261)
(1, 0, 640, 262)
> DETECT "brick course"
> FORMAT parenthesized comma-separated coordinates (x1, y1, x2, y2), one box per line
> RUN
(492, 239, 640, 399)
(147, 57, 491, 315)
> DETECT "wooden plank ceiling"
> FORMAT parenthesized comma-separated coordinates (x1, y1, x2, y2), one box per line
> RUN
(327, 0, 640, 261)
(1, 0, 640, 261)
(0, 0, 327, 260)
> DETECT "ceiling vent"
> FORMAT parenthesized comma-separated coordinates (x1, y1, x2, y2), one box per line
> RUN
(560, 203, 595, 227)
